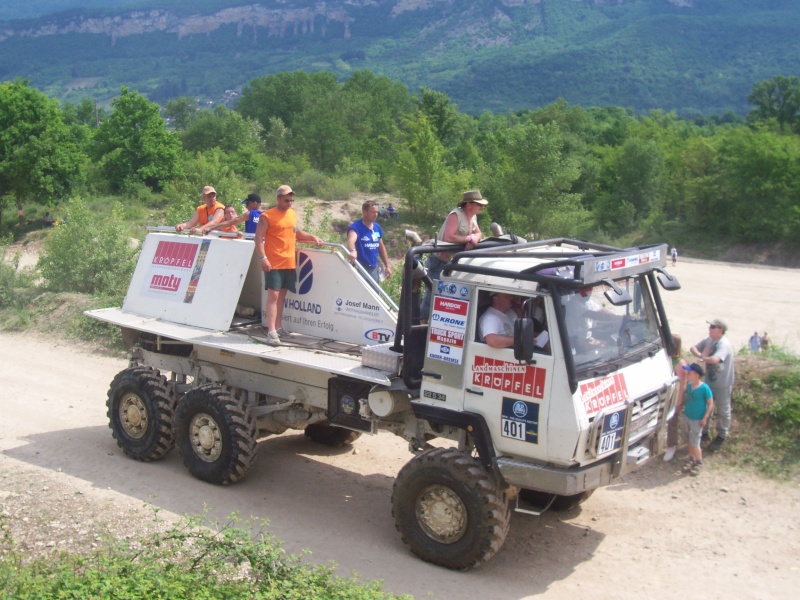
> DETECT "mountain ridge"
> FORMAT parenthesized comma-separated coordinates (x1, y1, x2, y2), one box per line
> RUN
(2, 0, 798, 115)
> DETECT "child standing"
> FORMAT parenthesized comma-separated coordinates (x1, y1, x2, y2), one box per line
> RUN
(681, 363, 714, 476)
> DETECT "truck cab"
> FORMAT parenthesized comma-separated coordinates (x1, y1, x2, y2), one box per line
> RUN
(390, 238, 681, 498)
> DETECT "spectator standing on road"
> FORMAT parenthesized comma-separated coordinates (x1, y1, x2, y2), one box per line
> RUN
(690, 318, 735, 452)
(761, 332, 771, 351)
(347, 200, 392, 284)
(749, 331, 762, 353)
(175, 186, 224, 233)
(201, 193, 262, 236)
(420, 190, 487, 321)
(664, 333, 688, 462)
(255, 185, 322, 346)
(680, 363, 714, 477)
(671, 247, 678, 266)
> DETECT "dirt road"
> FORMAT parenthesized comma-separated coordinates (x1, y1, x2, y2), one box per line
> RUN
(1, 259, 799, 599)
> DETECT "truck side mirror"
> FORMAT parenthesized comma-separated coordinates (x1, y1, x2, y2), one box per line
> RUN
(655, 268, 681, 291)
(602, 279, 632, 306)
(514, 318, 535, 363)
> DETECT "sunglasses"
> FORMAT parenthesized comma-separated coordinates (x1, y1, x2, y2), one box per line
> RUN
(709, 324, 719, 329)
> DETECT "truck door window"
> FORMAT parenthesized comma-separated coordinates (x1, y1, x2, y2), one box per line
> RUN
(477, 292, 551, 355)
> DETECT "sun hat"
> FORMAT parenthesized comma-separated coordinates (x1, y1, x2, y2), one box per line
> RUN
(459, 190, 488, 206)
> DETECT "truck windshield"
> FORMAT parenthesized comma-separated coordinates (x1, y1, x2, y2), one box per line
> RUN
(560, 278, 661, 370)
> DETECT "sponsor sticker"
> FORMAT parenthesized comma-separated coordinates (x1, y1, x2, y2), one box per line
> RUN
(471, 356, 546, 399)
(500, 397, 539, 443)
(426, 296, 469, 365)
(579, 373, 630, 416)
(598, 408, 626, 455)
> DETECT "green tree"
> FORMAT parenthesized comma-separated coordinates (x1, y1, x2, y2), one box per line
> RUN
(236, 71, 338, 134)
(0, 80, 86, 224)
(487, 122, 585, 237)
(394, 114, 471, 219)
(62, 97, 103, 127)
(92, 87, 183, 191)
(748, 75, 800, 133)
(163, 96, 198, 130)
(38, 197, 138, 297)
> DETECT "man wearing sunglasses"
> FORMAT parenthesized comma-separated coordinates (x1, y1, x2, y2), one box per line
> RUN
(255, 185, 323, 346)
(690, 318, 735, 451)
(175, 185, 224, 233)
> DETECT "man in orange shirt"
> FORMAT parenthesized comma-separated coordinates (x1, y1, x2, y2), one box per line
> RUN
(255, 185, 322, 345)
(175, 185, 224, 233)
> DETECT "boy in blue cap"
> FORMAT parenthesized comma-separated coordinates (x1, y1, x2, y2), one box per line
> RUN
(681, 363, 714, 476)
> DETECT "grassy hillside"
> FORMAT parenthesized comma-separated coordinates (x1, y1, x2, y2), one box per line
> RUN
(2, 0, 799, 115)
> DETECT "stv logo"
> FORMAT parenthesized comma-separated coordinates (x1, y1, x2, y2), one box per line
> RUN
(610, 412, 620, 429)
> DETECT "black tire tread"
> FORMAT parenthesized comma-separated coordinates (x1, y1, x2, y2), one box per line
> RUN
(175, 384, 257, 485)
(106, 366, 175, 461)
(391, 447, 510, 570)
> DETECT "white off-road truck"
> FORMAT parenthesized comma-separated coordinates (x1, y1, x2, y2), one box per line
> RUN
(86, 228, 681, 570)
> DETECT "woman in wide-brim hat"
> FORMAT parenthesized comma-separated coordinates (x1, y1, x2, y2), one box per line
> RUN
(420, 190, 488, 321)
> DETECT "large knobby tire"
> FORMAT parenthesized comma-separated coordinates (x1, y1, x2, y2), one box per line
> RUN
(106, 367, 176, 461)
(175, 384, 257, 485)
(519, 489, 595, 511)
(304, 422, 362, 447)
(392, 447, 511, 570)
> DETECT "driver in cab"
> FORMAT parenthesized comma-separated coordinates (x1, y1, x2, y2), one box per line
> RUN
(479, 292, 549, 351)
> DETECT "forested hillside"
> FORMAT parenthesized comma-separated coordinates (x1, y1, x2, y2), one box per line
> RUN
(1, 0, 798, 116)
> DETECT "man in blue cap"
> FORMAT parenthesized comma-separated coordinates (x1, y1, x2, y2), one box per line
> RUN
(201, 192, 262, 236)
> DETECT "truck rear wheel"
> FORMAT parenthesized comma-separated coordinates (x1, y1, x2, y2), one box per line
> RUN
(304, 422, 362, 447)
(106, 367, 175, 461)
(392, 447, 510, 570)
(175, 384, 257, 485)
(519, 489, 595, 511)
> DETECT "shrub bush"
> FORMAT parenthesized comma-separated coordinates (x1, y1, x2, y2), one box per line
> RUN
(38, 197, 138, 297)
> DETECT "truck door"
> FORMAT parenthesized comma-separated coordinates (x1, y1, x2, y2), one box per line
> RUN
(417, 284, 476, 411)
(463, 291, 555, 460)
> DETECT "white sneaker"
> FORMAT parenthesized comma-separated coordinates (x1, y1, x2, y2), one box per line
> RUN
(663, 447, 676, 462)
(266, 330, 282, 346)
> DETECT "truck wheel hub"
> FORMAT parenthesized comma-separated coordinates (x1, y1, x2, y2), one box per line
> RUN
(190, 414, 222, 462)
(120, 393, 147, 439)
(416, 484, 467, 544)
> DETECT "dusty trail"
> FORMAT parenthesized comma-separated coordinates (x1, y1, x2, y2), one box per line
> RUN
(1, 257, 799, 599)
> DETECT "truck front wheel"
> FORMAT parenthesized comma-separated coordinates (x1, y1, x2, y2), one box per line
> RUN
(107, 367, 175, 461)
(175, 384, 257, 485)
(392, 447, 510, 570)
(304, 422, 362, 446)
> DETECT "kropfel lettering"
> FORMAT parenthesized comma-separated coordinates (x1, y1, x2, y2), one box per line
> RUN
(579, 374, 630, 415)
(471, 356, 546, 399)
(152, 241, 198, 269)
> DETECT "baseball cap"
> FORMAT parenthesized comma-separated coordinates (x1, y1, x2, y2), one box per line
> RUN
(706, 318, 728, 332)
(682, 363, 705, 376)
(276, 185, 294, 196)
(202, 185, 216, 195)
(242, 193, 261, 205)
